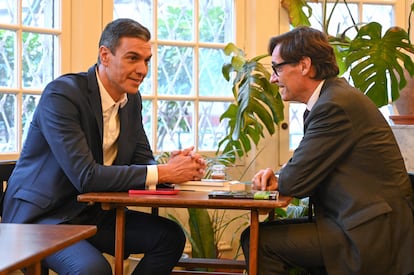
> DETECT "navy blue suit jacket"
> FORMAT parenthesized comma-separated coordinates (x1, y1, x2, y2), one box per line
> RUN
(2, 65, 157, 224)
(279, 77, 414, 274)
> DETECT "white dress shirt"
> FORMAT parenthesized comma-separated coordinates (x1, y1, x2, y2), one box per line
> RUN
(96, 70, 158, 189)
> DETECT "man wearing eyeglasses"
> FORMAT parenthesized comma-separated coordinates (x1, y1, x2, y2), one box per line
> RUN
(240, 26, 414, 275)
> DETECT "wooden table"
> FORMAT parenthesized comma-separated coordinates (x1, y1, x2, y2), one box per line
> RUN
(0, 223, 97, 275)
(77, 191, 291, 275)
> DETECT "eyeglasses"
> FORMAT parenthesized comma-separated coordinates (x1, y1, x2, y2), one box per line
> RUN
(271, 61, 297, 76)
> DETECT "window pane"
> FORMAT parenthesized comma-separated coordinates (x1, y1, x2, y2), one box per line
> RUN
(114, 0, 235, 153)
(22, 32, 55, 89)
(198, 101, 229, 150)
(199, 48, 232, 96)
(157, 45, 194, 96)
(308, 2, 359, 36)
(0, 30, 16, 88)
(22, 0, 56, 28)
(157, 100, 194, 151)
(113, 0, 153, 34)
(289, 103, 306, 150)
(142, 100, 153, 147)
(158, 0, 193, 41)
(0, 1, 17, 24)
(363, 5, 393, 31)
(21, 94, 40, 145)
(140, 61, 152, 96)
(199, 0, 233, 43)
(0, 93, 17, 152)
(0, 1, 59, 155)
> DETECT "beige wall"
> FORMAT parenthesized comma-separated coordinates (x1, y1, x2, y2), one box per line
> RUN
(65, 0, 107, 74)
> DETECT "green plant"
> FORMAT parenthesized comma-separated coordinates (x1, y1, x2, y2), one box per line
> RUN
(173, 42, 287, 263)
(156, 152, 249, 262)
(282, 0, 414, 108)
(219, 43, 284, 161)
(172, 208, 249, 259)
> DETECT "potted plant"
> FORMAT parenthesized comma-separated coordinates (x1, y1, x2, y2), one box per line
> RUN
(281, 0, 414, 123)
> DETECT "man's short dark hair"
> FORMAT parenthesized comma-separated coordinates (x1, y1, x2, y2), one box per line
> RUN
(97, 18, 151, 64)
(268, 26, 339, 79)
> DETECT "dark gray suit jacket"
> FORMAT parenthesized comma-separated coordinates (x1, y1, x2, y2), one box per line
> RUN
(2, 65, 157, 224)
(279, 77, 414, 274)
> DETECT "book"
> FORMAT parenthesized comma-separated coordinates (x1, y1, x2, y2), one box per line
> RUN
(129, 189, 180, 195)
(175, 180, 247, 192)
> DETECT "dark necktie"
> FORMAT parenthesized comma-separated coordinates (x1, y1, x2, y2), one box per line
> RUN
(303, 109, 310, 132)
(303, 108, 314, 221)
(303, 109, 310, 121)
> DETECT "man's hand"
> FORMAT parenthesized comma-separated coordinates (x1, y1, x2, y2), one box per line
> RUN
(158, 147, 207, 184)
(171, 146, 206, 171)
(251, 168, 278, 191)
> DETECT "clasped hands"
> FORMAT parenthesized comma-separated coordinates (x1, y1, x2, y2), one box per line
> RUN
(164, 146, 206, 183)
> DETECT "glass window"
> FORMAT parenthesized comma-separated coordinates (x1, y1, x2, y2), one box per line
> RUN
(0, 0, 60, 155)
(288, 1, 395, 150)
(113, 0, 234, 153)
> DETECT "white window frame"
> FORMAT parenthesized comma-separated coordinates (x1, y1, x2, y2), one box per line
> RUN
(0, 0, 70, 161)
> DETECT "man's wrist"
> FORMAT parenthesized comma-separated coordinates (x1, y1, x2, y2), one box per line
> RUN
(146, 165, 158, 189)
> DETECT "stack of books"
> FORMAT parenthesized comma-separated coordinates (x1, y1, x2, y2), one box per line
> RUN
(175, 179, 248, 192)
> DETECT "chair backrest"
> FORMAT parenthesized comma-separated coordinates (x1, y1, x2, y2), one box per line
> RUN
(0, 160, 16, 218)
(0, 160, 16, 188)
(409, 172, 414, 190)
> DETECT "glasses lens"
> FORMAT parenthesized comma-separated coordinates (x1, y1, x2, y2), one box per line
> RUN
(271, 61, 294, 76)
(271, 64, 279, 76)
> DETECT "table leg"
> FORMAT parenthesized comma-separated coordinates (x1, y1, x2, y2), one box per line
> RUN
(114, 207, 126, 275)
(25, 262, 41, 275)
(249, 209, 259, 275)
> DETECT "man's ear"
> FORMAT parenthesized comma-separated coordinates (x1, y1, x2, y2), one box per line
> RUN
(300, 56, 312, 76)
(99, 46, 111, 65)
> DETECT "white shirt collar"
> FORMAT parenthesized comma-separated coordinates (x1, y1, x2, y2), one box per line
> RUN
(306, 80, 325, 111)
(95, 69, 128, 111)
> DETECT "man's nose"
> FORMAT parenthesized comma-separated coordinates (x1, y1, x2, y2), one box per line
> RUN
(270, 72, 278, 83)
(136, 61, 148, 74)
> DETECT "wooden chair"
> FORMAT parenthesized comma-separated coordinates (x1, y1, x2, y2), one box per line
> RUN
(0, 160, 51, 275)
(0, 160, 16, 218)
(409, 172, 414, 189)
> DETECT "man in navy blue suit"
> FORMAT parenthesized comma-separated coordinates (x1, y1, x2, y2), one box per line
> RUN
(2, 18, 206, 275)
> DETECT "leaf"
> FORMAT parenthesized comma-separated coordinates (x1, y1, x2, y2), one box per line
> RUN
(281, 0, 312, 27)
(221, 63, 234, 81)
(188, 208, 217, 259)
(347, 22, 414, 107)
(223, 42, 244, 56)
(219, 43, 284, 160)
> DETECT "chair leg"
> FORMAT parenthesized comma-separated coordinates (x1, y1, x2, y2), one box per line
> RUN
(41, 266, 49, 275)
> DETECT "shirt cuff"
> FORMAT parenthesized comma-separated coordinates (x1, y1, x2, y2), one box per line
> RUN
(146, 165, 158, 190)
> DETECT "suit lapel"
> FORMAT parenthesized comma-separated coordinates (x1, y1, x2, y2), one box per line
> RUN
(86, 65, 104, 144)
(116, 103, 130, 163)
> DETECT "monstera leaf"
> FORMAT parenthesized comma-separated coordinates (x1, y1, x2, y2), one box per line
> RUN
(281, 0, 414, 109)
(347, 22, 414, 107)
(281, 0, 312, 27)
(220, 43, 284, 160)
